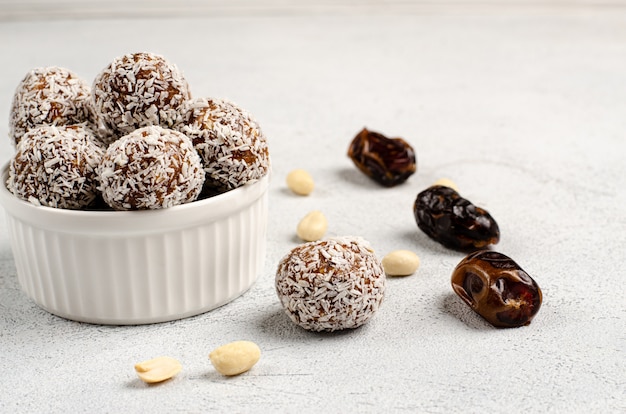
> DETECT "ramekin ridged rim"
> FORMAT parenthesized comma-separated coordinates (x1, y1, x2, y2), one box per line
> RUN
(0, 162, 270, 235)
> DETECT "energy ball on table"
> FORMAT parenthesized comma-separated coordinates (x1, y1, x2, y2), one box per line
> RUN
(97, 126, 205, 210)
(92, 52, 191, 143)
(275, 237, 386, 332)
(7, 125, 104, 209)
(9, 66, 96, 146)
(176, 98, 270, 192)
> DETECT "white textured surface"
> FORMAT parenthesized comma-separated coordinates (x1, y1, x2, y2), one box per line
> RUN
(0, 8, 625, 413)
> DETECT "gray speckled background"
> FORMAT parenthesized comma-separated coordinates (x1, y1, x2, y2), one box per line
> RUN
(0, 5, 624, 413)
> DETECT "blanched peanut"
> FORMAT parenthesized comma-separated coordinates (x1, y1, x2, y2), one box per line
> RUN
(209, 340, 261, 376)
(296, 210, 327, 242)
(286, 169, 315, 195)
(381, 250, 420, 276)
(432, 177, 459, 192)
(134, 356, 182, 384)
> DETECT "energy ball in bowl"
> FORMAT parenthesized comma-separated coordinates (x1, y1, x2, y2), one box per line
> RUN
(176, 98, 270, 192)
(92, 52, 191, 142)
(9, 66, 96, 146)
(7, 125, 104, 209)
(275, 237, 386, 332)
(97, 125, 205, 210)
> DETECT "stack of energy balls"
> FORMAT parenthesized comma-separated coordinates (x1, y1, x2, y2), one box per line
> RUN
(6, 52, 385, 335)
(6, 52, 270, 210)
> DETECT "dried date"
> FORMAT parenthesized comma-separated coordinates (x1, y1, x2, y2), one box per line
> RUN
(451, 251, 542, 328)
(414, 185, 500, 250)
(347, 128, 416, 187)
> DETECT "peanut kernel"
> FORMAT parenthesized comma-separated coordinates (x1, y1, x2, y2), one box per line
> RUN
(432, 178, 459, 192)
(209, 340, 261, 376)
(134, 356, 182, 384)
(296, 210, 328, 242)
(382, 250, 420, 276)
(286, 169, 315, 195)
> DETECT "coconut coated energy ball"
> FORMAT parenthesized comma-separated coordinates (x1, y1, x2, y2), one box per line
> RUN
(176, 98, 270, 191)
(97, 126, 205, 210)
(275, 237, 386, 332)
(92, 52, 191, 142)
(9, 67, 96, 146)
(7, 125, 104, 209)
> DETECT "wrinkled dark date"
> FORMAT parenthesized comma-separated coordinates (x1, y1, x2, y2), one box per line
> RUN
(451, 251, 542, 328)
(414, 185, 499, 250)
(347, 128, 416, 187)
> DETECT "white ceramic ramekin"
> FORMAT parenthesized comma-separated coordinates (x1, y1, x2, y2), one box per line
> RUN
(0, 163, 268, 325)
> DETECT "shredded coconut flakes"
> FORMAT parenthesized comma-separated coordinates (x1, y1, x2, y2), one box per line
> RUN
(96, 125, 205, 210)
(7, 125, 104, 209)
(176, 97, 270, 191)
(9, 66, 97, 146)
(275, 237, 386, 332)
(92, 52, 191, 143)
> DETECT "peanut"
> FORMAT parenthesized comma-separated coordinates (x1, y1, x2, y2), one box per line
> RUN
(296, 210, 328, 242)
(134, 356, 182, 384)
(382, 250, 420, 276)
(432, 177, 459, 192)
(286, 169, 315, 195)
(209, 340, 261, 376)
